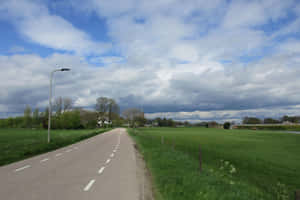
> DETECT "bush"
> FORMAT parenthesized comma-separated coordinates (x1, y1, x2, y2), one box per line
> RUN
(223, 122, 231, 129)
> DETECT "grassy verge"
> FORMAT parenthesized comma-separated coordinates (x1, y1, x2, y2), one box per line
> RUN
(128, 127, 300, 200)
(0, 128, 111, 166)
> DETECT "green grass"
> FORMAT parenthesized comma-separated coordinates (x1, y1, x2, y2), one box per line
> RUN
(235, 125, 300, 131)
(0, 128, 110, 166)
(129, 127, 300, 200)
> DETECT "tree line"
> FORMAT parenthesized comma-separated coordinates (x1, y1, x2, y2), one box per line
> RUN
(242, 115, 300, 124)
(0, 96, 149, 129)
(8, 97, 300, 129)
(0, 97, 82, 129)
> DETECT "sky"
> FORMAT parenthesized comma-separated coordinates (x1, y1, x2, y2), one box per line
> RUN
(1, 0, 300, 122)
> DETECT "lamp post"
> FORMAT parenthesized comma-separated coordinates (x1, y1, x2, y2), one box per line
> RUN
(48, 68, 71, 143)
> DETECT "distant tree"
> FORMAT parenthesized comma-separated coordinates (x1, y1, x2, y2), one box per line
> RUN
(136, 113, 146, 127)
(194, 122, 208, 127)
(281, 115, 289, 122)
(122, 108, 144, 127)
(153, 117, 177, 127)
(23, 105, 32, 128)
(263, 118, 280, 124)
(242, 117, 261, 124)
(53, 97, 63, 116)
(0, 119, 4, 128)
(96, 97, 109, 126)
(8, 117, 14, 127)
(53, 97, 73, 114)
(167, 118, 175, 127)
(281, 115, 300, 123)
(32, 108, 40, 127)
(42, 107, 49, 129)
(223, 122, 231, 129)
(207, 121, 219, 128)
(63, 97, 73, 112)
(95, 97, 120, 127)
(79, 109, 98, 129)
(183, 121, 190, 126)
(108, 99, 120, 124)
(59, 110, 81, 129)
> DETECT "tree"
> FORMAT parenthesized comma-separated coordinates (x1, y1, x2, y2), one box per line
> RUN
(42, 107, 49, 129)
(242, 117, 261, 124)
(53, 97, 63, 116)
(108, 99, 120, 123)
(79, 109, 98, 129)
(95, 97, 120, 127)
(183, 121, 190, 126)
(59, 110, 81, 129)
(53, 97, 73, 114)
(96, 97, 109, 126)
(207, 121, 219, 128)
(281, 115, 300, 123)
(23, 105, 32, 128)
(223, 122, 231, 129)
(32, 108, 40, 127)
(122, 108, 144, 127)
(263, 118, 280, 124)
(63, 97, 73, 112)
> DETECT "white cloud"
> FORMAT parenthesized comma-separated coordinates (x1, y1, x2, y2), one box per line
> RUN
(223, 1, 266, 29)
(0, 0, 110, 55)
(1, 0, 300, 122)
(1, 50, 300, 120)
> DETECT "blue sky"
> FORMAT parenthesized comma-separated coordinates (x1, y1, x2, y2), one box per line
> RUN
(1, 0, 300, 122)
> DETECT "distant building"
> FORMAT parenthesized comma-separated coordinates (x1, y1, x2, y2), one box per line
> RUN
(97, 120, 111, 127)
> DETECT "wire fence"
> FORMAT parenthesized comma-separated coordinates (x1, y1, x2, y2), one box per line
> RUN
(131, 129, 299, 200)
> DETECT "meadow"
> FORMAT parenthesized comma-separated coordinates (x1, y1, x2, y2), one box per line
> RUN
(0, 128, 109, 166)
(129, 127, 300, 200)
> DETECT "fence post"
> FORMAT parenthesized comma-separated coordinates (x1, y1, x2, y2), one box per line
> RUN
(295, 190, 300, 200)
(199, 144, 202, 173)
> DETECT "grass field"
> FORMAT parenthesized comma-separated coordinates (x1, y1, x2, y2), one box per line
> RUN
(0, 128, 110, 166)
(129, 127, 300, 200)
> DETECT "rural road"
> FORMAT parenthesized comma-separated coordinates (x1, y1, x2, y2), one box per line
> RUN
(0, 128, 141, 200)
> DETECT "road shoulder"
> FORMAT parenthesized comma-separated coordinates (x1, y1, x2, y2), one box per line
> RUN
(134, 142, 155, 200)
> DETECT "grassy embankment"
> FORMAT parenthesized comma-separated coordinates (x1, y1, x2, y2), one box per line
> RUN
(0, 128, 110, 166)
(129, 127, 300, 200)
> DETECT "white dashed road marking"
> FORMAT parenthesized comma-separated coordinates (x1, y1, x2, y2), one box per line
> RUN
(15, 165, 30, 172)
(55, 153, 62, 157)
(40, 158, 49, 163)
(110, 153, 114, 157)
(98, 167, 105, 174)
(66, 149, 72, 153)
(84, 179, 95, 191)
(105, 159, 111, 164)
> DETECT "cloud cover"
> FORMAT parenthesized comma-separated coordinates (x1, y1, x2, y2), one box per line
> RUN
(1, 0, 300, 121)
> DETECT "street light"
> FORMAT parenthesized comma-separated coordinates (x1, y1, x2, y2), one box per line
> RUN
(48, 68, 71, 143)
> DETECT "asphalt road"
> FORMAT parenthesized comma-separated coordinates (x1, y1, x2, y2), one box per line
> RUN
(0, 128, 140, 200)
